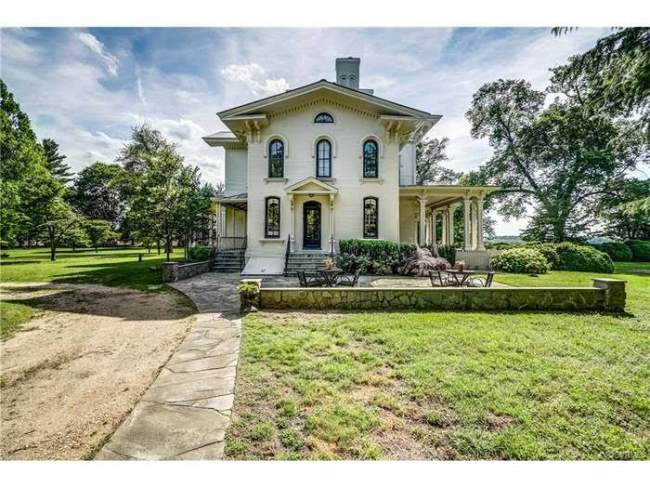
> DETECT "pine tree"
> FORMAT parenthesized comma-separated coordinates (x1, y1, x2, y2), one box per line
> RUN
(42, 138, 73, 184)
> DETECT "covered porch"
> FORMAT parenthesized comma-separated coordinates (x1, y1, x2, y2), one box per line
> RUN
(399, 185, 499, 262)
(212, 193, 248, 251)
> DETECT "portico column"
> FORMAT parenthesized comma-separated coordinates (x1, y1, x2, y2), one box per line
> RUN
(447, 204, 456, 247)
(476, 195, 486, 251)
(471, 199, 478, 250)
(418, 197, 427, 246)
(441, 209, 448, 245)
(431, 211, 438, 246)
(463, 196, 471, 251)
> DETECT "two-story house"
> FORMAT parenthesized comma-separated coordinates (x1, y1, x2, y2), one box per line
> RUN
(204, 58, 496, 274)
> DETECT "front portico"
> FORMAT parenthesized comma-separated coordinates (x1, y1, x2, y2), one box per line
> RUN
(285, 177, 338, 254)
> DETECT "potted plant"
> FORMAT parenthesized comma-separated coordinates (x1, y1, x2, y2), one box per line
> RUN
(456, 260, 466, 272)
(322, 257, 336, 270)
(237, 281, 260, 313)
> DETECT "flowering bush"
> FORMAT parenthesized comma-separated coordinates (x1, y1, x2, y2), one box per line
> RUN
(401, 247, 450, 276)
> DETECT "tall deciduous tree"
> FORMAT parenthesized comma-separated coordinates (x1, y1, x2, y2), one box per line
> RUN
(70, 162, 126, 226)
(598, 178, 650, 240)
(466, 79, 647, 242)
(41, 138, 73, 184)
(415, 137, 461, 185)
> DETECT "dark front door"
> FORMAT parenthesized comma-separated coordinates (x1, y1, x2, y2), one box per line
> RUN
(303, 201, 322, 249)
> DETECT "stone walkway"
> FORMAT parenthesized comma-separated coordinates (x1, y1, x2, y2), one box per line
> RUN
(96, 273, 242, 460)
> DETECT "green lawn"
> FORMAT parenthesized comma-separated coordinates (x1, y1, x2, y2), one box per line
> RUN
(0, 247, 185, 339)
(226, 263, 650, 460)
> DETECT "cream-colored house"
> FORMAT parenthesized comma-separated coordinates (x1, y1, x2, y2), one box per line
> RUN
(204, 58, 497, 274)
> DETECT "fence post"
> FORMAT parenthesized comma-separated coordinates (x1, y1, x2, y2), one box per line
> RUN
(592, 278, 626, 312)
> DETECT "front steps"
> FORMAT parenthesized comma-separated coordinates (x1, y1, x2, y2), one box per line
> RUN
(213, 249, 245, 273)
(285, 251, 334, 276)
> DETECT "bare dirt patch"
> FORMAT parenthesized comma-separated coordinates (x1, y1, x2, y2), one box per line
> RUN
(0, 283, 194, 460)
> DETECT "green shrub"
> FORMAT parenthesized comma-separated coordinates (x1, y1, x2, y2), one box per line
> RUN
(486, 242, 520, 250)
(553, 242, 614, 273)
(337, 239, 415, 274)
(490, 248, 550, 274)
(625, 240, 650, 262)
(595, 241, 633, 262)
(436, 244, 456, 266)
(188, 245, 213, 262)
(522, 242, 560, 268)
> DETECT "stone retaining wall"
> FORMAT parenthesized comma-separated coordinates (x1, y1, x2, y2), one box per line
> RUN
(162, 261, 212, 282)
(257, 278, 626, 313)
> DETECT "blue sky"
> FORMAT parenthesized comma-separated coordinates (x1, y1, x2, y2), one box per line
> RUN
(1, 27, 610, 234)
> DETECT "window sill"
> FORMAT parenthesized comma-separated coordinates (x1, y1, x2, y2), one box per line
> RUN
(264, 177, 288, 183)
(359, 177, 384, 184)
(259, 238, 285, 244)
(316, 177, 336, 183)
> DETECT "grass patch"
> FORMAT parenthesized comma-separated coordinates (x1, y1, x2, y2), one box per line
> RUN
(0, 247, 185, 291)
(0, 300, 37, 340)
(226, 263, 650, 460)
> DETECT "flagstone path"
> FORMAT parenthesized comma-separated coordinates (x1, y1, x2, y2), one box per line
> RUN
(96, 273, 242, 460)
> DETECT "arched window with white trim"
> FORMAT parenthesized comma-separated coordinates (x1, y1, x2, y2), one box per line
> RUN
(363, 197, 378, 239)
(363, 140, 379, 178)
(316, 139, 332, 178)
(268, 139, 284, 178)
(265, 197, 281, 238)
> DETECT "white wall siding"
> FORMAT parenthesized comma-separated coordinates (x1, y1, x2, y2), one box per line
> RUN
(224, 148, 247, 196)
(399, 142, 416, 186)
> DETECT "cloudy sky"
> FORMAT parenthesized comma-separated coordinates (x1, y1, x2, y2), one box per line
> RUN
(1, 27, 610, 234)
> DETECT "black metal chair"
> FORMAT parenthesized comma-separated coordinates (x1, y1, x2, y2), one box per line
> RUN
(468, 272, 495, 288)
(336, 268, 361, 287)
(297, 270, 324, 287)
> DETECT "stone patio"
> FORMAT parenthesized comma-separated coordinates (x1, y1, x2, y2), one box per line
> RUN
(96, 273, 242, 460)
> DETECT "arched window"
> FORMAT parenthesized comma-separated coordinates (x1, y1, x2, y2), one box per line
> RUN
(316, 139, 332, 178)
(314, 112, 334, 123)
(363, 140, 379, 178)
(268, 139, 284, 178)
(363, 197, 378, 239)
(265, 197, 280, 238)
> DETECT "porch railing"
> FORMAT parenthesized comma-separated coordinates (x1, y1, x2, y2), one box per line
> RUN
(216, 236, 247, 250)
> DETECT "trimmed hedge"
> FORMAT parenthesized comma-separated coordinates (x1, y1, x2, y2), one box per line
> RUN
(188, 245, 213, 262)
(337, 239, 416, 274)
(522, 243, 560, 269)
(490, 248, 550, 274)
(553, 242, 614, 273)
(595, 241, 633, 262)
(625, 240, 650, 262)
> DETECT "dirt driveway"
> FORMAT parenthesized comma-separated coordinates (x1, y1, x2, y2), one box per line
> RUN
(0, 283, 194, 460)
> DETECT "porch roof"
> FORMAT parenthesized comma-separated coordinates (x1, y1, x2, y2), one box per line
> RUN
(399, 185, 500, 209)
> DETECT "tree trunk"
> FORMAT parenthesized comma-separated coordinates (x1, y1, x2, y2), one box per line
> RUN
(166, 236, 171, 262)
(157, 239, 161, 255)
(49, 226, 56, 261)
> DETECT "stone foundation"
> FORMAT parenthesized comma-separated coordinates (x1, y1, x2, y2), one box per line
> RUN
(256, 279, 626, 312)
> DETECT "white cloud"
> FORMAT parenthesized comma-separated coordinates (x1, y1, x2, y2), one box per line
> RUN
(77, 32, 119, 77)
(220, 63, 289, 97)
(136, 76, 146, 105)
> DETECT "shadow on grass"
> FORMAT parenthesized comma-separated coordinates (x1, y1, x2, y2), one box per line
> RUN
(1, 285, 195, 321)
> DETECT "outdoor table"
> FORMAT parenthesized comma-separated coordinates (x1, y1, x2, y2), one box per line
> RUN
(446, 269, 495, 287)
(318, 267, 343, 287)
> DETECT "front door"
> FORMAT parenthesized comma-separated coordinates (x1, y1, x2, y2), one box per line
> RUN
(303, 201, 321, 249)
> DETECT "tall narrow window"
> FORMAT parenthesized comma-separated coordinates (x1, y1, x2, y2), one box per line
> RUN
(265, 197, 280, 238)
(268, 139, 284, 178)
(314, 112, 334, 123)
(363, 140, 378, 178)
(316, 139, 332, 178)
(363, 197, 378, 239)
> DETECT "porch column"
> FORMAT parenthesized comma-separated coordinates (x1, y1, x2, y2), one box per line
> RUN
(476, 195, 486, 251)
(463, 196, 471, 251)
(471, 199, 478, 250)
(418, 197, 427, 246)
(447, 204, 456, 247)
(432, 211, 438, 246)
(441, 208, 448, 245)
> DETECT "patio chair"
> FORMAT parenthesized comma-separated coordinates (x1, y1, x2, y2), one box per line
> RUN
(297, 270, 324, 287)
(468, 272, 495, 288)
(336, 268, 361, 287)
(429, 269, 452, 287)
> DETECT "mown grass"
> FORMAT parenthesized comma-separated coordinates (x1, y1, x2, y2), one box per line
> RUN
(0, 247, 186, 340)
(226, 263, 650, 460)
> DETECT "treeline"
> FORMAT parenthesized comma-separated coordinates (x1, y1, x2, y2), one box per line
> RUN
(0, 79, 218, 261)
